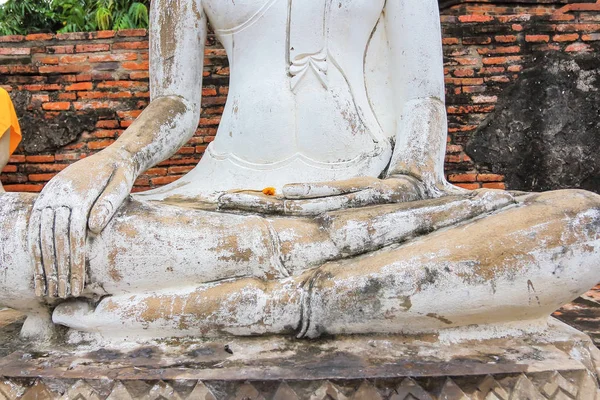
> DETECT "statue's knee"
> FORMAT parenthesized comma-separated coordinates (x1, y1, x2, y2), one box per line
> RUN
(525, 189, 600, 218)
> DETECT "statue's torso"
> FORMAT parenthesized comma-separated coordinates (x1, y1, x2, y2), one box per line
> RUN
(142, 0, 395, 200)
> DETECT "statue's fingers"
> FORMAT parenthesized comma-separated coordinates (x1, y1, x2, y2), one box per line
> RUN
(283, 177, 379, 199)
(89, 169, 132, 234)
(69, 210, 87, 297)
(28, 210, 45, 297)
(218, 192, 285, 214)
(40, 208, 58, 298)
(284, 188, 382, 216)
(54, 207, 71, 298)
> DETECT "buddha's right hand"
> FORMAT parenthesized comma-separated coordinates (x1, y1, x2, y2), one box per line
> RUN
(28, 147, 136, 298)
(218, 175, 426, 216)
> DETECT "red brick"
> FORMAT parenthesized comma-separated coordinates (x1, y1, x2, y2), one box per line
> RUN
(458, 15, 494, 23)
(565, 43, 592, 52)
(553, 33, 579, 42)
(73, 101, 122, 110)
(26, 33, 54, 41)
(507, 65, 523, 72)
(0, 47, 30, 55)
(90, 31, 116, 39)
(8, 155, 26, 163)
(121, 61, 149, 70)
(168, 166, 194, 174)
(47, 45, 75, 54)
(145, 168, 168, 176)
(442, 38, 460, 45)
(525, 35, 549, 43)
(88, 140, 115, 150)
(58, 93, 77, 100)
(39, 65, 90, 74)
(130, 71, 150, 80)
(28, 173, 55, 182)
(97, 81, 147, 89)
(112, 41, 149, 50)
(56, 32, 88, 41)
(60, 55, 88, 64)
(42, 102, 71, 111)
(117, 29, 147, 37)
(55, 153, 82, 161)
(31, 94, 50, 103)
(23, 84, 62, 91)
(37, 56, 59, 65)
(92, 129, 121, 138)
(26, 155, 55, 163)
(0, 35, 25, 43)
(96, 120, 120, 128)
(66, 82, 93, 91)
(477, 46, 521, 55)
(4, 184, 44, 192)
(555, 23, 600, 33)
(2, 165, 17, 173)
(448, 173, 477, 183)
(482, 56, 522, 65)
(495, 35, 517, 43)
(482, 182, 506, 190)
(582, 33, 600, 41)
(151, 176, 182, 185)
(478, 174, 505, 182)
(75, 44, 110, 53)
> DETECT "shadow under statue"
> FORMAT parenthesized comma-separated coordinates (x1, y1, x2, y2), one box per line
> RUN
(0, 0, 599, 347)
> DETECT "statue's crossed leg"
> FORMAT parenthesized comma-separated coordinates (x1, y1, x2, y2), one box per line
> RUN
(43, 190, 600, 339)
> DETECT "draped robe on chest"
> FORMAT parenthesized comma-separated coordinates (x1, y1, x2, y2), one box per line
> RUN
(139, 0, 396, 202)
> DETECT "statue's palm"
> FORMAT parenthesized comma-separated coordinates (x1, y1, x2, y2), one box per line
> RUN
(28, 148, 135, 299)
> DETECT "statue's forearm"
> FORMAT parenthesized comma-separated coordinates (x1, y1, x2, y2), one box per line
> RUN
(108, 0, 207, 177)
(385, 0, 449, 187)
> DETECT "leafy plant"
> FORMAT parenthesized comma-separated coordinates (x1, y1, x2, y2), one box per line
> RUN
(94, 0, 149, 31)
(0, 0, 59, 35)
(0, 0, 149, 35)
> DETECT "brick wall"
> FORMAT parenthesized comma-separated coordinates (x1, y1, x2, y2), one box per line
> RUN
(0, 1, 599, 193)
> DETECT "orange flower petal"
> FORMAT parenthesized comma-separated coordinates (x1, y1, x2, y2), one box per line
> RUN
(262, 187, 276, 196)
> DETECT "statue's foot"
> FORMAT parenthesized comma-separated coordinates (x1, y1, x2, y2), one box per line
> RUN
(52, 300, 95, 333)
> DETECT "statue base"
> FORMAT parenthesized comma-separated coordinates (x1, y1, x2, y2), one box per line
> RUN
(0, 314, 598, 399)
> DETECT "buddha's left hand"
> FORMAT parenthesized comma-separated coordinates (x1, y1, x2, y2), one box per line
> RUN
(218, 175, 429, 216)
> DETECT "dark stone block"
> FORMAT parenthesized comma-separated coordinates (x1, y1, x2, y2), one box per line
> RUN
(10, 91, 98, 154)
(466, 51, 600, 194)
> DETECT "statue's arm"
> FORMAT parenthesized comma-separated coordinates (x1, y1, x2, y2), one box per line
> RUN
(384, 0, 464, 196)
(29, 0, 207, 299)
(117, 0, 207, 177)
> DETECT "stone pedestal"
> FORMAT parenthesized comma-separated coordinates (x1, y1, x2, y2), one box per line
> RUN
(0, 315, 598, 399)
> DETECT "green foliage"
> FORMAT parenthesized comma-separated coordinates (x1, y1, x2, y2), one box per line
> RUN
(0, 0, 149, 35)
(0, 0, 59, 36)
(94, 0, 149, 31)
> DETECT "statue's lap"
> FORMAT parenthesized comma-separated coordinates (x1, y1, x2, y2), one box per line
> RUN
(4, 188, 588, 338)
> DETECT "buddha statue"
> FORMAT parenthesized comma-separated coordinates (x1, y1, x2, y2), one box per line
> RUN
(0, 0, 599, 340)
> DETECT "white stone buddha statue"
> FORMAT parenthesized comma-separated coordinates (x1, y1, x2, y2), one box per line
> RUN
(0, 0, 599, 340)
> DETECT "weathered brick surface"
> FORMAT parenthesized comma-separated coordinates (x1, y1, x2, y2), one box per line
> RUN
(0, 4, 599, 192)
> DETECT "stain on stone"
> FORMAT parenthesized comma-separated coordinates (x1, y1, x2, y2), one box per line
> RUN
(426, 313, 453, 325)
(466, 51, 600, 194)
